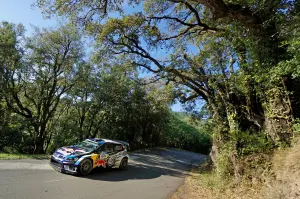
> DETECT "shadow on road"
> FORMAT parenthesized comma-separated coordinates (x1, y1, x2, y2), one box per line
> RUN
(82, 163, 188, 182)
(78, 148, 205, 182)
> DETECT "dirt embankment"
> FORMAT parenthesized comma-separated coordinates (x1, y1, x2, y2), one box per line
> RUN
(270, 144, 300, 198)
(170, 143, 300, 199)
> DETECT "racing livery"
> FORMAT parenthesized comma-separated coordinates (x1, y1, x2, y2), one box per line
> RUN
(50, 138, 129, 175)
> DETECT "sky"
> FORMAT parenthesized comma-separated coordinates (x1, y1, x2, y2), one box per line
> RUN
(0, 0, 185, 112)
(0, 0, 58, 35)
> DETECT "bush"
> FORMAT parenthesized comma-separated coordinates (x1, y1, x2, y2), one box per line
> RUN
(0, 128, 22, 153)
(235, 131, 274, 156)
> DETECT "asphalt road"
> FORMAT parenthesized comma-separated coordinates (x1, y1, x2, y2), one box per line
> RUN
(0, 148, 206, 199)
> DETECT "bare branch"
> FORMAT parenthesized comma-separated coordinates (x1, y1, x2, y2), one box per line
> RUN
(132, 62, 160, 73)
(159, 26, 194, 41)
(149, 16, 197, 27)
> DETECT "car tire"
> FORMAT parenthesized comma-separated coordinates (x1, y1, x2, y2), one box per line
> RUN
(79, 159, 93, 176)
(119, 158, 128, 170)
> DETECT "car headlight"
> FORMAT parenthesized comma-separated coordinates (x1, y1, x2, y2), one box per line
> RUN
(66, 157, 79, 162)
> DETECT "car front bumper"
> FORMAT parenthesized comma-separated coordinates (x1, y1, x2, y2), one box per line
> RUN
(50, 157, 78, 174)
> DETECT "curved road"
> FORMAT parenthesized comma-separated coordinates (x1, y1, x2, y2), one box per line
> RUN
(0, 148, 206, 199)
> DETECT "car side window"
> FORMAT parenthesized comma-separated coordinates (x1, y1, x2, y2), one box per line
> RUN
(114, 144, 123, 152)
(104, 143, 114, 153)
(97, 145, 104, 154)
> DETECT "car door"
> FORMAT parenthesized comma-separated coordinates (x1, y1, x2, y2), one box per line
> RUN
(93, 144, 106, 168)
(113, 144, 124, 166)
(103, 143, 115, 167)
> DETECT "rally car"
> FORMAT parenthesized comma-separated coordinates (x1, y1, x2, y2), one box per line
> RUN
(50, 138, 129, 175)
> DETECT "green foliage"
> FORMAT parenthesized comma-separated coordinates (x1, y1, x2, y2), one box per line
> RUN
(215, 142, 235, 178)
(1, 20, 209, 154)
(162, 112, 212, 154)
(292, 118, 300, 135)
(212, 129, 274, 178)
(234, 131, 274, 155)
(0, 128, 22, 153)
(0, 22, 84, 153)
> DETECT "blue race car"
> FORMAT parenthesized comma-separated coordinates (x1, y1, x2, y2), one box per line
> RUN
(50, 138, 130, 175)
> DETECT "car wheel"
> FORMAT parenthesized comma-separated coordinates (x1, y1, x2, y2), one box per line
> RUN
(119, 158, 128, 170)
(79, 159, 93, 176)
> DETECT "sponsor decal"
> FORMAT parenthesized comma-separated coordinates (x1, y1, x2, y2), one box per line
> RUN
(56, 147, 86, 156)
(95, 159, 106, 168)
(90, 154, 99, 168)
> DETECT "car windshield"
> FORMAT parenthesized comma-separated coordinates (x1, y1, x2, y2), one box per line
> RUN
(75, 140, 100, 152)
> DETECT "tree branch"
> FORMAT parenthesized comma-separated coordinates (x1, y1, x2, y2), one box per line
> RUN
(149, 16, 197, 27)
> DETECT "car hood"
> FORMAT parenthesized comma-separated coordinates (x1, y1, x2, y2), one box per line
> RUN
(54, 146, 90, 159)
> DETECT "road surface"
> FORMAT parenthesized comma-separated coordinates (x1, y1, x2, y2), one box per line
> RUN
(0, 148, 206, 199)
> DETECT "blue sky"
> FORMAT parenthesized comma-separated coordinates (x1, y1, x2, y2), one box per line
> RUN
(0, 0, 185, 112)
(0, 0, 58, 35)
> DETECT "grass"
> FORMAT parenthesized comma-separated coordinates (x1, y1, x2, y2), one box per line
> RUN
(0, 153, 50, 160)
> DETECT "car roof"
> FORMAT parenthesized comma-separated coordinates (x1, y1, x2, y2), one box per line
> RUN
(86, 138, 129, 145)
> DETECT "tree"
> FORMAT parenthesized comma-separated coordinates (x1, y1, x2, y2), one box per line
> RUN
(46, 61, 177, 151)
(0, 22, 26, 152)
(0, 23, 83, 153)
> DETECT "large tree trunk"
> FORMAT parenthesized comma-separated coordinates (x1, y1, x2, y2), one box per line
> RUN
(208, 97, 229, 169)
(264, 86, 293, 146)
(226, 103, 243, 183)
(33, 136, 45, 154)
(33, 123, 47, 154)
